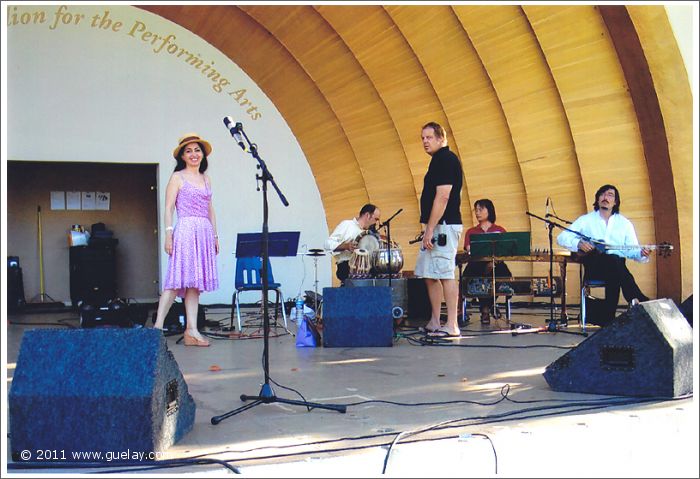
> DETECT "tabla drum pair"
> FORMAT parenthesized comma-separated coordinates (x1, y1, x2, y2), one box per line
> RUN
(349, 233, 403, 275)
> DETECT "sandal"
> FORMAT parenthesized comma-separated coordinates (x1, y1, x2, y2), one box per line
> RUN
(184, 331, 210, 347)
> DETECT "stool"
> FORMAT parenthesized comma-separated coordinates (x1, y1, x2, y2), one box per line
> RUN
(581, 279, 606, 333)
(462, 295, 513, 323)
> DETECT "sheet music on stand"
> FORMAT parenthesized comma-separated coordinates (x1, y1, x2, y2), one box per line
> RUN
(470, 232, 531, 257)
(235, 231, 300, 258)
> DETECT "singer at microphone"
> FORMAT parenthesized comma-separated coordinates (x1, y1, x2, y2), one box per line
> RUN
(154, 132, 220, 341)
(223, 117, 246, 150)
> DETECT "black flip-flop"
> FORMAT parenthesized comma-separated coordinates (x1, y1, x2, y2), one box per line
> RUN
(420, 326, 439, 334)
(428, 329, 461, 338)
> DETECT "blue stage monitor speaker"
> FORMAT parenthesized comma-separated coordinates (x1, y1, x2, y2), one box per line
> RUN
(544, 299, 693, 398)
(9, 328, 195, 462)
(322, 286, 393, 347)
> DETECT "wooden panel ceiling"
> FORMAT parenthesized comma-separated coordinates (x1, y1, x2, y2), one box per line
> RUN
(140, 5, 692, 300)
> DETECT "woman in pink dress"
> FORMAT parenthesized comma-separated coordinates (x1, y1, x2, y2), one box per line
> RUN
(153, 133, 220, 346)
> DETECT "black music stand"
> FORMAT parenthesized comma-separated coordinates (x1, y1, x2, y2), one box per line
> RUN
(212, 121, 345, 427)
(470, 234, 528, 327)
(236, 231, 300, 259)
(234, 232, 300, 330)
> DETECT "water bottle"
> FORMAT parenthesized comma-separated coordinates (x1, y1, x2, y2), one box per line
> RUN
(295, 295, 305, 323)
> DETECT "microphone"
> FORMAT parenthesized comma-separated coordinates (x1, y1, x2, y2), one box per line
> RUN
(545, 197, 551, 217)
(223, 117, 245, 150)
(408, 232, 424, 244)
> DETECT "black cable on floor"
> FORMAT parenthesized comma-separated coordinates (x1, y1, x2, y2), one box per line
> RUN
(405, 335, 576, 350)
(7, 457, 240, 474)
(46, 392, 685, 474)
(184, 397, 679, 469)
(153, 389, 689, 467)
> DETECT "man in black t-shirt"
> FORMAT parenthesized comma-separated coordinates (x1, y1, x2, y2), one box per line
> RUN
(416, 122, 464, 337)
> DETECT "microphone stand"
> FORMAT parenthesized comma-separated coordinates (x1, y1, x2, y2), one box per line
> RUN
(547, 213, 572, 225)
(212, 124, 346, 426)
(525, 212, 587, 337)
(378, 208, 402, 287)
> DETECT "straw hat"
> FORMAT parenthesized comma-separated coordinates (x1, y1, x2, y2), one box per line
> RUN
(173, 133, 212, 159)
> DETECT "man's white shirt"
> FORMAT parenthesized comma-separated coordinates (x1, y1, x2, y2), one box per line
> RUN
(325, 218, 364, 263)
(557, 210, 649, 263)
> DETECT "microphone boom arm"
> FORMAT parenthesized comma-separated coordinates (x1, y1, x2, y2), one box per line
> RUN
(231, 120, 289, 207)
(379, 208, 403, 229)
(527, 211, 593, 243)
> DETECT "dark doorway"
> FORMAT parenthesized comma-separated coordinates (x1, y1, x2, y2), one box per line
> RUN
(7, 161, 159, 304)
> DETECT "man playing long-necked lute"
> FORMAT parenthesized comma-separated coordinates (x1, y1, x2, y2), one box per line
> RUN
(557, 184, 652, 325)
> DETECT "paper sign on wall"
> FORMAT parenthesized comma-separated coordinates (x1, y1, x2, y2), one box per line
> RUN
(50, 191, 65, 210)
(81, 191, 96, 210)
(66, 191, 81, 210)
(95, 191, 110, 211)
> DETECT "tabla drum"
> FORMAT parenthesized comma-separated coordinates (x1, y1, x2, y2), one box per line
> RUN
(373, 241, 404, 274)
(357, 233, 380, 255)
(349, 249, 371, 275)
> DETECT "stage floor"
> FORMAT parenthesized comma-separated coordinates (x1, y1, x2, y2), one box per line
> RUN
(4, 304, 698, 477)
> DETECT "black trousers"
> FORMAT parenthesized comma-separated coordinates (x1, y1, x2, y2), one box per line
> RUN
(336, 261, 350, 285)
(583, 253, 648, 322)
(462, 261, 512, 310)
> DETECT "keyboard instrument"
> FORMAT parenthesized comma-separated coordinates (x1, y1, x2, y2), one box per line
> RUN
(455, 250, 582, 266)
(456, 250, 582, 322)
(462, 276, 563, 297)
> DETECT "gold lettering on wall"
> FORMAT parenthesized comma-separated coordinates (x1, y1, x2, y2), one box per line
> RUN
(229, 89, 262, 120)
(7, 6, 47, 26)
(8, 5, 263, 120)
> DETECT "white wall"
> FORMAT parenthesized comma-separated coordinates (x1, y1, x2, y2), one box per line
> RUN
(665, 3, 697, 96)
(5, 4, 333, 304)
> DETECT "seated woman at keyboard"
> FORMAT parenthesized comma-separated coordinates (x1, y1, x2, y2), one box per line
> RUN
(462, 199, 512, 324)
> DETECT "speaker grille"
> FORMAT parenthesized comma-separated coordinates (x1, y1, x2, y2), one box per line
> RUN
(166, 379, 179, 416)
(600, 346, 635, 371)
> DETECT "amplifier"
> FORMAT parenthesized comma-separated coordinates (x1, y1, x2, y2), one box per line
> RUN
(344, 278, 407, 318)
(322, 286, 393, 347)
(79, 299, 131, 328)
(79, 300, 151, 328)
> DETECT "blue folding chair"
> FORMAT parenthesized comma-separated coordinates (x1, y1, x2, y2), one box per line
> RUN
(231, 256, 287, 331)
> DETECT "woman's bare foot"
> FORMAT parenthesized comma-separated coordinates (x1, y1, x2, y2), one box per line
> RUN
(423, 318, 441, 332)
(428, 326, 461, 338)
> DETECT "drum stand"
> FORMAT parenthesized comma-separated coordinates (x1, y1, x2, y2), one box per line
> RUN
(377, 208, 403, 285)
(307, 249, 325, 314)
